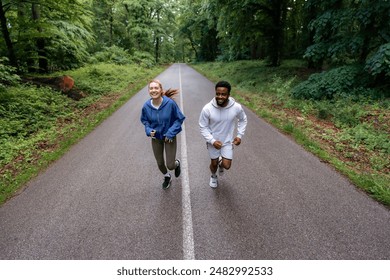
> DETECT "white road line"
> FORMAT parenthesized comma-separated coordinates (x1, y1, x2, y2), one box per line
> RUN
(179, 64, 195, 260)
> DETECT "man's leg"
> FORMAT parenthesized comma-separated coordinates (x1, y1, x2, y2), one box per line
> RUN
(220, 145, 233, 170)
(209, 158, 219, 188)
(207, 143, 220, 188)
(220, 157, 232, 170)
(210, 158, 219, 174)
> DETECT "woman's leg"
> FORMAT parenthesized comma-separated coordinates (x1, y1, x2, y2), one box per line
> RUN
(165, 137, 177, 170)
(151, 138, 168, 174)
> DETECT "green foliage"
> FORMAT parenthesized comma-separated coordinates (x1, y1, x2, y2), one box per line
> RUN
(365, 43, 390, 77)
(341, 124, 390, 154)
(0, 85, 73, 165)
(304, 0, 390, 89)
(303, 43, 327, 64)
(1, 0, 388, 75)
(0, 0, 94, 72)
(213, 0, 289, 64)
(64, 63, 149, 96)
(178, 0, 304, 64)
(130, 51, 156, 68)
(332, 102, 365, 128)
(47, 19, 95, 70)
(0, 85, 72, 134)
(313, 99, 368, 127)
(177, 0, 218, 62)
(291, 65, 370, 100)
(89, 46, 133, 65)
(89, 0, 179, 64)
(0, 57, 20, 90)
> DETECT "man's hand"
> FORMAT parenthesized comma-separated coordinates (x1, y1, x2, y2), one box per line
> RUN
(232, 137, 241, 146)
(213, 140, 223, 150)
(150, 130, 156, 138)
(165, 137, 173, 143)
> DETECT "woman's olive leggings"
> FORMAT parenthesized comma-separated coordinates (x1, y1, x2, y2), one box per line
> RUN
(151, 137, 177, 174)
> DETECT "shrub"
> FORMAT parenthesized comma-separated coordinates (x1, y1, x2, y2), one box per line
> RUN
(291, 65, 365, 100)
(0, 85, 72, 140)
(65, 63, 138, 96)
(0, 57, 20, 91)
(89, 45, 133, 65)
(332, 101, 364, 127)
(315, 101, 333, 120)
(365, 43, 390, 78)
(130, 51, 155, 68)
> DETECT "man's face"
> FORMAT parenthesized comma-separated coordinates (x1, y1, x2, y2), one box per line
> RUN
(215, 87, 229, 107)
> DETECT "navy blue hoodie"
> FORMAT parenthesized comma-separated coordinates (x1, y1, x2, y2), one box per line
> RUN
(140, 96, 185, 140)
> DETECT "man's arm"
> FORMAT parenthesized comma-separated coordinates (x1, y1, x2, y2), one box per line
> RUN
(235, 105, 247, 144)
(199, 107, 216, 144)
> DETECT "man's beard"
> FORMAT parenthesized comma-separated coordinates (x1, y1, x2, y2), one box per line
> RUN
(217, 98, 228, 107)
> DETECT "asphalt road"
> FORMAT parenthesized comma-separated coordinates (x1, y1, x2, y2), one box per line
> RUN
(0, 64, 389, 260)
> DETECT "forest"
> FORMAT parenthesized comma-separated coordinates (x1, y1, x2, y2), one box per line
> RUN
(0, 0, 389, 79)
(0, 0, 389, 205)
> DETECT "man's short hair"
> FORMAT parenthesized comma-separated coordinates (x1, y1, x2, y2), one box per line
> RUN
(215, 81, 231, 94)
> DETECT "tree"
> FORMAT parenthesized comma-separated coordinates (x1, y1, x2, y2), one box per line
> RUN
(284, 0, 306, 58)
(178, 0, 219, 61)
(178, 0, 297, 64)
(304, 0, 390, 84)
(32, 3, 48, 72)
(0, 0, 94, 73)
(0, 0, 18, 69)
(149, 0, 179, 63)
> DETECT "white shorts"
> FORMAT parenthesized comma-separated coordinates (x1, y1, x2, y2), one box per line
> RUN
(207, 143, 234, 160)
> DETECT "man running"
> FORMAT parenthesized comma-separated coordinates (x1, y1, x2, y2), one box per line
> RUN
(199, 81, 248, 188)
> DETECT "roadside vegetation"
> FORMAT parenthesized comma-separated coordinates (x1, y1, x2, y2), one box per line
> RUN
(192, 60, 390, 207)
(0, 58, 166, 205)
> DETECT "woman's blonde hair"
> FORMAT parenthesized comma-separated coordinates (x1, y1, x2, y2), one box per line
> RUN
(149, 79, 179, 99)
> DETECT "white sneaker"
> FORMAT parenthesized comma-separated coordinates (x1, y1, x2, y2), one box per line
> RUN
(218, 157, 224, 176)
(209, 175, 218, 188)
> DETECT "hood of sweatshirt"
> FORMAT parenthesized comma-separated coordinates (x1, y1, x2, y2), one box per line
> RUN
(145, 95, 170, 110)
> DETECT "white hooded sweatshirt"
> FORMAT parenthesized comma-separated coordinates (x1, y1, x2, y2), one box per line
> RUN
(199, 97, 247, 145)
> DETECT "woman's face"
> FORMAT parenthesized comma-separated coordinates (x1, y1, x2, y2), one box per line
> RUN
(149, 82, 163, 100)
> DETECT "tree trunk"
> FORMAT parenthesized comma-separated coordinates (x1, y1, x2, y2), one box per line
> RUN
(359, 22, 374, 63)
(268, 0, 287, 66)
(155, 36, 160, 63)
(188, 35, 199, 60)
(155, 9, 160, 63)
(0, 0, 19, 69)
(109, 10, 113, 46)
(305, 2, 323, 70)
(32, 3, 48, 73)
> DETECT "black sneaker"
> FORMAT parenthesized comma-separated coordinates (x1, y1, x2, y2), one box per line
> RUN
(174, 159, 181, 177)
(162, 175, 172, 189)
